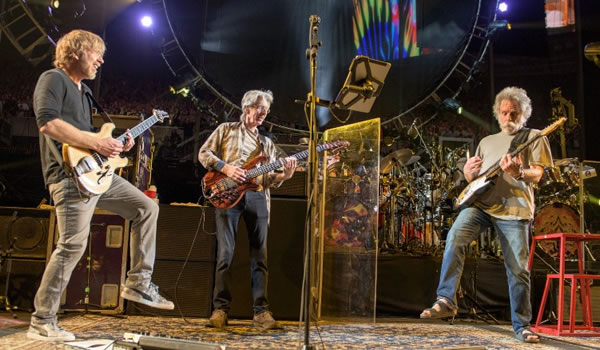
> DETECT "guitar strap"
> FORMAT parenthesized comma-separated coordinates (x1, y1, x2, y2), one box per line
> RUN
(85, 91, 114, 124)
(508, 128, 531, 153)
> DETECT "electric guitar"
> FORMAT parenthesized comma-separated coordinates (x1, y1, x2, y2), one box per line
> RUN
(453, 117, 565, 211)
(62, 109, 169, 196)
(202, 140, 350, 209)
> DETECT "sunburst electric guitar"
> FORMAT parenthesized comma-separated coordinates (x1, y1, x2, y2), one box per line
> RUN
(202, 140, 350, 209)
(62, 109, 169, 196)
(453, 117, 566, 211)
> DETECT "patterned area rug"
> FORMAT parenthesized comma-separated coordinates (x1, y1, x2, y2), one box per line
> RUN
(0, 315, 599, 349)
(0, 316, 28, 329)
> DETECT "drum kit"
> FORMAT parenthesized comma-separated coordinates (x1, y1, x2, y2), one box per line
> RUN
(377, 144, 468, 254)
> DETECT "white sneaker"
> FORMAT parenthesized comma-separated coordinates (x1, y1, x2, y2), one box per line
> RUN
(27, 322, 76, 342)
(121, 282, 174, 310)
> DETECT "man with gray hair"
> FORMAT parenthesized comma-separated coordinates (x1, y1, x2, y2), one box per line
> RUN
(199, 89, 296, 329)
(420, 86, 553, 343)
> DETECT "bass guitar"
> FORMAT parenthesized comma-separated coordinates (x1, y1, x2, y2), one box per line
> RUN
(202, 140, 350, 209)
(62, 109, 169, 196)
(453, 117, 565, 210)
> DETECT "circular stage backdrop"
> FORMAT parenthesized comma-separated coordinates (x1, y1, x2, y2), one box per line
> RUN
(164, 0, 483, 127)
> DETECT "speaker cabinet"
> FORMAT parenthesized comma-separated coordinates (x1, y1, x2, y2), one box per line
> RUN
(48, 209, 130, 313)
(126, 204, 217, 317)
(228, 198, 305, 320)
(0, 258, 46, 312)
(0, 206, 51, 259)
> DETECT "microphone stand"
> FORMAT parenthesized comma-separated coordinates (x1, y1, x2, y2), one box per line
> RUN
(301, 14, 321, 350)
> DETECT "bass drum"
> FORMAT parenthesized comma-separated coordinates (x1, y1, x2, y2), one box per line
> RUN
(533, 202, 580, 258)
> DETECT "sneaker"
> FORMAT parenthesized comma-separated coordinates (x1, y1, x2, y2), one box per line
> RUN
(121, 282, 174, 310)
(253, 311, 280, 330)
(207, 309, 228, 329)
(27, 322, 76, 342)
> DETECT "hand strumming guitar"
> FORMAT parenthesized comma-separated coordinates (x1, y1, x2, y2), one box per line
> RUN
(463, 156, 483, 182)
(222, 164, 247, 183)
(95, 137, 124, 158)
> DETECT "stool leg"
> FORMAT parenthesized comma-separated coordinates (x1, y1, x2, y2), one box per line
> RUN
(569, 277, 577, 333)
(536, 275, 552, 327)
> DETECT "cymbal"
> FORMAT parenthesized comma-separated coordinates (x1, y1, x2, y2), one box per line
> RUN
(404, 155, 421, 166)
(380, 149, 414, 174)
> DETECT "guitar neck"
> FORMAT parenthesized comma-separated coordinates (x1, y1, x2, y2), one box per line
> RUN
(245, 143, 333, 180)
(483, 132, 542, 178)
(115, 114, 161, 144)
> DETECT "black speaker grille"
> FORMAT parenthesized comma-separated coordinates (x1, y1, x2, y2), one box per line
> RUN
(155, 205, 217, 261)
(126, 259, 214, 317)
(0, 207, 51, 259)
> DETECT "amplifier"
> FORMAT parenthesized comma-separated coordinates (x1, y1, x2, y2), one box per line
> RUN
(270, 171, 306, 198)
(0, 206, 51, 259)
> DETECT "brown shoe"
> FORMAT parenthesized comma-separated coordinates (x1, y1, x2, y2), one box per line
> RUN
(253, 311, 280, 330)
(207, 309, 228, 328)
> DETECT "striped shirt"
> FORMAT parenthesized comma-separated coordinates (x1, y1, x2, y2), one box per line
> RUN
(198, 121, 283, 214)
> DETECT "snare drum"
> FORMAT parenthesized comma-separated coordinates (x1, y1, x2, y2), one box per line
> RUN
(533, 202, 580, 258)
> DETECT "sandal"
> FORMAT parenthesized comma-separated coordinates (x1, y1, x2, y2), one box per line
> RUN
(515, 328, 540, 343)
(420, 298, 457, 319)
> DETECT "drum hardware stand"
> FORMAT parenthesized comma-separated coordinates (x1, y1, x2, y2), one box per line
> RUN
(0, 238, 18, 318)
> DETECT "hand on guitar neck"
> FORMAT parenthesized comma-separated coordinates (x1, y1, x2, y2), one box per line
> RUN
(95, 131, 134, 158)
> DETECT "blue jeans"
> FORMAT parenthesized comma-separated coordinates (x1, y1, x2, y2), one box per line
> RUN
(436, 206, 532, 334)
(213, 191, 269, 314)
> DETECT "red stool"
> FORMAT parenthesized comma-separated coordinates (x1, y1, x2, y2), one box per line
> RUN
(528, 233, 600, 336)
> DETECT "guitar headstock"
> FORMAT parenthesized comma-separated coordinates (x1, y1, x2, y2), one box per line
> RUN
(541, 117, 566, 136)
(152, 109, 170, 123)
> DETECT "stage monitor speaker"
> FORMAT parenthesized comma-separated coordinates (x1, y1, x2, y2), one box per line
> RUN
(0, 206, 51, 259)
(228, 198, 305, 320)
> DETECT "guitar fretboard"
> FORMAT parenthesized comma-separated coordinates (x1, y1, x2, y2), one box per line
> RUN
(116, 113, 163, 144)
(245, 143, 333, 179)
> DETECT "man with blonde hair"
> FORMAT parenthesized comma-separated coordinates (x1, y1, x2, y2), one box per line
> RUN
(420, 87, 553, 343)
(29, 29, 173, 342)
(199, 89, 296, 330)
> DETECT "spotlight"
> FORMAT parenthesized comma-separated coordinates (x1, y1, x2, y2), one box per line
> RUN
(498, 2, 508, 13)
(441, 98, 461, 112)
(50, 0, 59, 9)
(140, 15, 153, 28)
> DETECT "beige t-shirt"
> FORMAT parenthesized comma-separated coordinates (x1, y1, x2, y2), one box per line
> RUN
(474, 129, 553, 220)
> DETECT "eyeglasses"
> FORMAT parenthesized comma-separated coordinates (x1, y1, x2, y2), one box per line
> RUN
(252, 104, 270, 114)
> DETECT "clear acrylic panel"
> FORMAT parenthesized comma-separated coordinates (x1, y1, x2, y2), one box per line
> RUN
(311, 118, 380, 322)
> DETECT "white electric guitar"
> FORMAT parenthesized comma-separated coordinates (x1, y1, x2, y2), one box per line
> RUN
(453, 117, 565, 210)
(62, 109, 169, 196)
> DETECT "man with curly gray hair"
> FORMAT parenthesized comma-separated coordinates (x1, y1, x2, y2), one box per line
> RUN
(420, 86, 553, 344)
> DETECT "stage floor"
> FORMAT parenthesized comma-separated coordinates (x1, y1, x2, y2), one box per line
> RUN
(1, 313, 599, 349)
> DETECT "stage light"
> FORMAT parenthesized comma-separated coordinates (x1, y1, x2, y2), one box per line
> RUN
(50, 0, 60, 9)
(140, 15, 153, 28)
(498, 2, 508, 13)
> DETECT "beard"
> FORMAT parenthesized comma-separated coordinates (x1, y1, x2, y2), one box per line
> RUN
(499, 120, 522, 135)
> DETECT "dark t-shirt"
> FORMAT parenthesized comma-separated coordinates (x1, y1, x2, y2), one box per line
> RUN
(33, 68, 94, 186)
